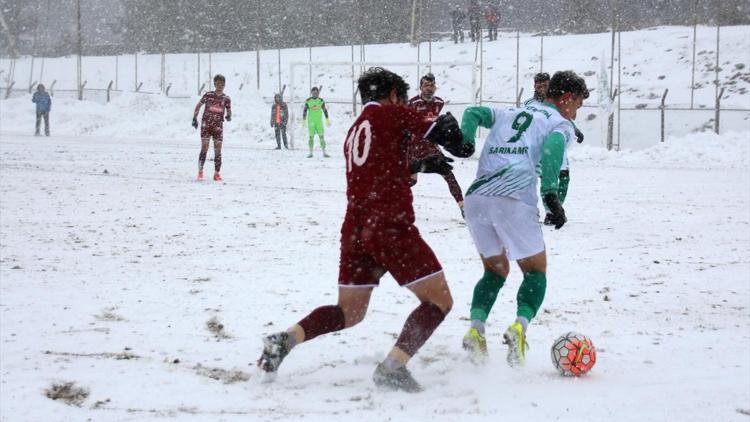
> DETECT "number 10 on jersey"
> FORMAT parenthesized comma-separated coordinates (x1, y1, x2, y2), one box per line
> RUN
(345, 120, 373, 171)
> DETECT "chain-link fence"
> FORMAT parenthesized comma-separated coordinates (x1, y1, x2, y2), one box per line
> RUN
(2, 23, 748, 149)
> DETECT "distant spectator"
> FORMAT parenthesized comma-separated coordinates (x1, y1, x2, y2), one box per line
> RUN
(450, 5, 465, 43)
(270, 93, 289, 149)
(484, 3, 499, 41)
(467, 0, 482, 42)
(31, 84, 51, 136)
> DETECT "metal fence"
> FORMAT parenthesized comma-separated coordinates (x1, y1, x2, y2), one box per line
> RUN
(2, 23, 748, 150)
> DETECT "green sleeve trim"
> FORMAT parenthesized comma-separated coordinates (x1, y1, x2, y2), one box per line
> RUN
(460, 106, 494, 144)
(540, 131, 566, 196)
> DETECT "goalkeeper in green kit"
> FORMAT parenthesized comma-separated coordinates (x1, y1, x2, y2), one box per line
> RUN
(302, 87, 331, 158)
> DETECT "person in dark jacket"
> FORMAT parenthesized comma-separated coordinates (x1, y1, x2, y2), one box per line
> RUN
(485, 3, 499, 41)
(270, 93, 289, 149)
(450, 5, 465, 43)
(467, 0, 482, 42)
(31, 84, 52, 136)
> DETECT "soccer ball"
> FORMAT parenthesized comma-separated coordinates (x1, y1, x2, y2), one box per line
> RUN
(550, 332, 596, 377)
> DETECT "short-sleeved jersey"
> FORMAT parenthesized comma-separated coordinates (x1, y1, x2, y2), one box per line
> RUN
(467, 102, 575, 206)
(343, 102, 435, 226)
(407, 95, 445, 161)
(200, 91, 231, 125)
(304, 97, 327, 121)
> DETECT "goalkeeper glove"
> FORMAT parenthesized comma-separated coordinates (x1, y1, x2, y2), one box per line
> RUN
(575, 127, 584, 143)
(192, 117, 198, 129)
(542, 193, 567, 230)
(225, 114, 232, 122)
(425, 112, 474, 158)
(411, 155, 454, 175)
(325, 118, 331, 127)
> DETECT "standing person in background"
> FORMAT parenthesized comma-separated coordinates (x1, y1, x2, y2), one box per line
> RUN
(192, 74, 231, 181)
(467, 0, 482, 42)
(450, 5, 465, 43)
(484, 2, 499, 41)
(408, 73, 465, 218)
(270, 93, 289, 150)
(32, 84, 51, 136)
(302, 87, 331, 158)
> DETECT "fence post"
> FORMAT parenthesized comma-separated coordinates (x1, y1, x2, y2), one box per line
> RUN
(256, 46, 260, 90)
(660, 88, 669, 143)
(515, 30, 520, 106)
(715, 87, 725, 134)
(606, 88, 619, 151)
(516, 87, 524, 107)
(135, 82, 142, 92)
(198, 83, 205, 96)
(165, 82, 171, 97)
(79, 81, 87, 100)
(3, 81, 14, 99)
(28, 80, 37, 94)
(690, 0, 698, 109)
(540, 34, 544, 72)
(134, 52, 138, 92)
(238, 83, 244, 91)
(106, 81, 113, 102)
(50, 80, 56, 97)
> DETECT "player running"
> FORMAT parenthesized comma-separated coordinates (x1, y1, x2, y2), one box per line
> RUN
(460, 71, 588, 367)
(408, 73, 465, 218)
(192, 74, 231, 181)
(257, 67, 471, 393)
(302, 87, 331, 158)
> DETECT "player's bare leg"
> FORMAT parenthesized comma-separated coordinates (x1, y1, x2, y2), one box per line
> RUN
(374, 272, 452, 393)
(257, 287, 373, 374)
(197, 137, 210, 180)
(213, 139, 223, 181)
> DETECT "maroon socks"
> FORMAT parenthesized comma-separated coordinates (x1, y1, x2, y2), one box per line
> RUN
(297, 305, 346, 342)
(395, 302, 447, 357)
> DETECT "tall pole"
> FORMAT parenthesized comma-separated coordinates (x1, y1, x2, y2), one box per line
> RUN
(76, 0, 82, 100)
(540, 34, 544, 72)
(690, 0, 698, 109)
(606, 0, 619, 151)
(715, 15, 720, 114)
(515, 30, 519, 105)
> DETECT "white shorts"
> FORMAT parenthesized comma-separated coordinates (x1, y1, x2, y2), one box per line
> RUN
(464, 194, 545, 261)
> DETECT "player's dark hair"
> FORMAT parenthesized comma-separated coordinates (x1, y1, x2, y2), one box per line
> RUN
(357, 67, 410, 104)
(311, 86, 319, 93)
(546, 70, 589, 99)
(213, 74, 225, 83)
(534, 72, 550, 83)
(420, 72, 436, 85)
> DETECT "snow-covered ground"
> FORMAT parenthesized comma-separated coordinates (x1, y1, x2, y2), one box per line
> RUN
(1, 25, 749, 422)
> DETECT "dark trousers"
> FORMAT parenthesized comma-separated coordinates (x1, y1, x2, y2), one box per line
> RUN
(36, 111, 50, 135)
(452, 27, 464, 43)
(487, 24, 498, 41)
(274, 125, 288, 148)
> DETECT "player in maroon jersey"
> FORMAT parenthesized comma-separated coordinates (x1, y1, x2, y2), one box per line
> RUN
(257, 67, 471, 393)
(408, 73, 465, 218)
(192, 74, 231, 181)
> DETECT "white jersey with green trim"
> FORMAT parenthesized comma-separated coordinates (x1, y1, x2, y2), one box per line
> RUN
(467, 103, 575, 206)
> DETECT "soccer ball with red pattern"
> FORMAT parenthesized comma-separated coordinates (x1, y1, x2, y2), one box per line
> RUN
(550, 332, 596, 376)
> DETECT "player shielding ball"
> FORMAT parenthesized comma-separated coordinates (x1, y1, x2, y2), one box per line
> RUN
(257, 67, 471, 393)
(460, 71, 588, 367)
(192, 74, 231, 181)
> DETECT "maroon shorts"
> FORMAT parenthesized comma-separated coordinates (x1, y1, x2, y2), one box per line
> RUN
(200, 123, 223, 141)
(338, 219, 442, 288)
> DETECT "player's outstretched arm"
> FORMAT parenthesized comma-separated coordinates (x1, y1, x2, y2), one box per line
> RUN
(425, 112, 474, 158)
